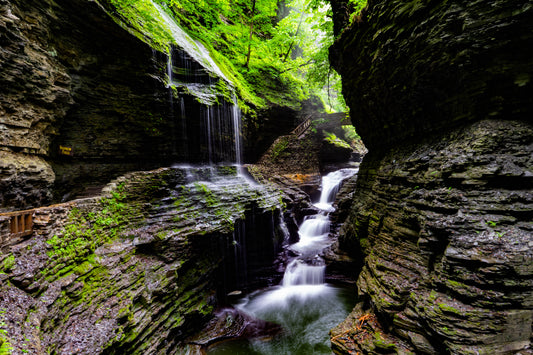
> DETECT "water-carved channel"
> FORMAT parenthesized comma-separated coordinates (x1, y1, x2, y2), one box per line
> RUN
(209, 168, 358, 354)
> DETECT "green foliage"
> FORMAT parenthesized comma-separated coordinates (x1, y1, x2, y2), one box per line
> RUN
(348, 0, 368, 24)
(486, 220, 498, 227)
(342, 125, 359, 140)
(324, 131, 351, 149)
(103, 0, 350, 112)
(0, 309, 12, 355)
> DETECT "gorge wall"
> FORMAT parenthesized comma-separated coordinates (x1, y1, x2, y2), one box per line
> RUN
(0, 0, 303, 211)
(0, 0, 173, 209)
(330, 0, 533, 353)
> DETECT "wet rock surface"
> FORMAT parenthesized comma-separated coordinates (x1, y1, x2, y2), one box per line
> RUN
(187, 308, 283, 349)
(331, 120, 533, 354)
(0, 0, 176, 210)
(0, 0, 339, 212)
(328, 0, 533, 352)
(330, 0, 533, 152)
(0, 166, 284, 354)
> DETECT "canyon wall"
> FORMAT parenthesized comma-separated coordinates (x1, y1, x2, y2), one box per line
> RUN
(0, 0, 175, 209)
(330, 0, 533, 353)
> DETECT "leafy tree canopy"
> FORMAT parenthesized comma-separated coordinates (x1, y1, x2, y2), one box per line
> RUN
(104, 0, 366, 113)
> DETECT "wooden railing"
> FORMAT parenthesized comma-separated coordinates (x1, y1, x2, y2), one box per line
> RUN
(2, 209, 34, 238)
(291, 116, 312, 138)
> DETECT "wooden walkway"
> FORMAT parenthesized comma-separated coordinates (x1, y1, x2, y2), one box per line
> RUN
(291, 112, 349, 139)
(291, 115, 312, 138)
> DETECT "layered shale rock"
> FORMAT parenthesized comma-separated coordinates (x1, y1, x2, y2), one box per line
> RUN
(329, 0, 533, 353)
(0, 0, 176, 210)
(0, 167, 284, 354)
(331, 119, 533, 354)
(0, 0, 323, 211)
(331, 0, 533, 152)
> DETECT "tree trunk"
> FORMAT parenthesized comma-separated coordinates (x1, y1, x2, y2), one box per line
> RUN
(245, 0, 256, 68)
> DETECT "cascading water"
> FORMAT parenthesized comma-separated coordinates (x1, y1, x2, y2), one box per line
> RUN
(154, 2, 228, 81)
(232, 95, 243, 169)
(156, 1, 243, 166)
(198, 99, 244, 165)
(314, 168, 359, 212)
(209, 168, 358, 354)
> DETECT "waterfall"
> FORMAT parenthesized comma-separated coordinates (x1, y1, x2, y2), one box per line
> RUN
(200, 100, 243, 165)
(314, 168, 359, 212)
(232, 221, 248, 289)
(166, 53, 173, 85)
(209, 168, 359, 354)
(155, 1, 243, 166)
(282, 260, 325, 286)
(233, 168, 357, 307)
(153, 2, 228, 81)
(232, 95, 243, 168)
(179, 97, 188, 157)
(283, 168, 357, 286)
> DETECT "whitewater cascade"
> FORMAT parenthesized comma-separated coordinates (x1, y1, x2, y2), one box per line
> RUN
(165, 48, 243, 165)
(283, 168, 358, 287)
(210, 168, 358, 354)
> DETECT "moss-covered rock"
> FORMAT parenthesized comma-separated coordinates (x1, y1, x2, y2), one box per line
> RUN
(0, 166, 284, 354)
(329, 0, 533, 352)
(332, 119, 533, 354)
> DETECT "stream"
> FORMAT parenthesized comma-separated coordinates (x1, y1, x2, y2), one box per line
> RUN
(209, 168, 358, 354)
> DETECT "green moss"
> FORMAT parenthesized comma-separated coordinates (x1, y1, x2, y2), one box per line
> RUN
(373, 332, 398, 352)
(193, 183, 218, 207)
(0, 309, 13, 355)
(0, 255, 15, 273)
(438, 302, 462, 316)
(73, 261, 95, 276)
(44, 183, 138, 281)
(447, 279, 463, 288)
(270, 137, 290, 162)
(428, 290, 438, 302)
(323, 131, 352, 149)
(440, 326, 458, 336)
(359, 238, 370, 251)
(216, 166, 237, 176)
(102, 0, 174, 52)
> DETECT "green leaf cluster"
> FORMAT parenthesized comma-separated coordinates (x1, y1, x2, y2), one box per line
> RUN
(101, 0, 360, 112)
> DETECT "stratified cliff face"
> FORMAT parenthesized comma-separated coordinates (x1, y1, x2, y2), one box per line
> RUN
(1, 0, 298, 211)
(330, 0, 533, 152)
(330, 0, 533, 353)
(0, 0, 175, 210)
(0, 167, 284, 354)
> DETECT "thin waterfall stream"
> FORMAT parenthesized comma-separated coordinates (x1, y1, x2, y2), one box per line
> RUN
(209, 168, 358, 354)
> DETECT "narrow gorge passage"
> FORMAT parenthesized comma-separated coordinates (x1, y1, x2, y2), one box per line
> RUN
(1, 0, 531, 353)
(208, 168, 358, 354)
